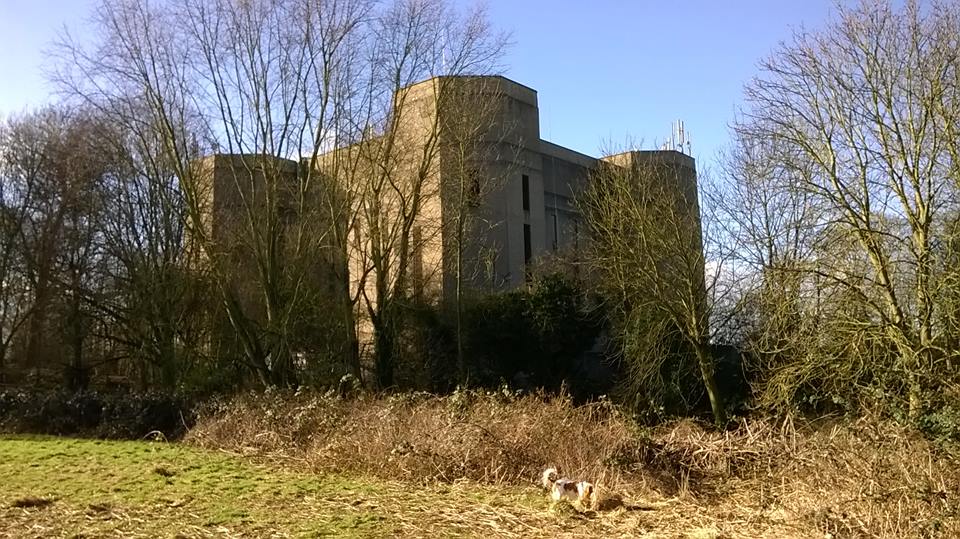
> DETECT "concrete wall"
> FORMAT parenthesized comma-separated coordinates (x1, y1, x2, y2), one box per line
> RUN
(407, 76, 703, 302)
(200, 75, 704, 366)
(198, 76, 702, 314)
(192, 154, 346, 323)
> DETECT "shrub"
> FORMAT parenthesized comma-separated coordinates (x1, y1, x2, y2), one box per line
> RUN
(463, 273, 601, 395)
(0, 389, 194, 439)
(188, 388, 640, 485)
(392, 302, 456, 392)
(608, 313, 705, 420)
(919, 404, 960, 442)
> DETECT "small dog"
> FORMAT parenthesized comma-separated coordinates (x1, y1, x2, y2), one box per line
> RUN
(541, 467, 595, 508)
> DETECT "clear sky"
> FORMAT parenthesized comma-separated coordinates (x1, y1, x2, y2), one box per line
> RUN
(0, 0, 98, 111)
(483, 0, 844, 168)
(0, 0, 845, 169)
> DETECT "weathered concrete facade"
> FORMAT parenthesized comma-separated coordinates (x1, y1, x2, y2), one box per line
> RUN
(188, 152, 366, 386)
(388, 75, 700, 301)
(195, 75, 699, 306)
(188, 154, 348, 338)
(194, 76, 700, 367)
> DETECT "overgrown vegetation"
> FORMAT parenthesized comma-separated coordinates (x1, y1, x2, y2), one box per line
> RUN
(0, 389, 193, 439)
(463, 274, 602, 394)
(715, 0, 960, 419)
(580, 153, 727, 424)
(0, 387, 958, 536)
(181, 390, 960, 537)
(4, 393, 959, 538)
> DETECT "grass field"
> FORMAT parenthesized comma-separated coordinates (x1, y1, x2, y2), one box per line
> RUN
(0, 436, 735, 538)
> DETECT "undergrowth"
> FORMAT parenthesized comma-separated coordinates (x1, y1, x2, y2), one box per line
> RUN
(186, 388, 960, 537)
(0, 389, 192, 438)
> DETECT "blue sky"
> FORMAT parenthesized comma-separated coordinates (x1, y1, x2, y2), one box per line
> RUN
(0, 0, 843, 168)
(0, 0, 97, 110)
(483, 0, 843, 168)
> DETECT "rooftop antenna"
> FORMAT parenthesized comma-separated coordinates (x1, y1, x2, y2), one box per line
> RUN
(666, 120, 692, 154)
(441, 26, 451, 74)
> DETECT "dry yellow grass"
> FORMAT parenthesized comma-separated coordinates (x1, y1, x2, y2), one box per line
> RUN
(184, 390, 960, 537)
(1, 436, 802, 538)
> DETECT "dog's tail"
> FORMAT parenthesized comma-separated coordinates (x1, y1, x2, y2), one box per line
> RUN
(541, 467, 559, 490)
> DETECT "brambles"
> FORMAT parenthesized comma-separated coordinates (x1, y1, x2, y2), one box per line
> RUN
(184, 390, 960, 537)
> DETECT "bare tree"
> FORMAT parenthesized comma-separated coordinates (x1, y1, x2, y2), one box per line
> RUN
(343, 0, 508, 388)
(0, 115, 45, 382)
(580, 150, 726, 426)
(712, 129, 826, 390)
(0, 108, 114, 386)
(56, 0, 372, 387)
(55, 0, 507, 390)
(88, 109, 209, 389)
(436, 78, 516, 383)
(731, 0, 960, 416)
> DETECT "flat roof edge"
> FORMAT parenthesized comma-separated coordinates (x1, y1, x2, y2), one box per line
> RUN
(538, 139, 598, 167)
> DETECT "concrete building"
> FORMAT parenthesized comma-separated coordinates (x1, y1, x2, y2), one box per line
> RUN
(377, 75, 700, 302)
(189, 154, 347, 318)
(192, 75, 701, 370)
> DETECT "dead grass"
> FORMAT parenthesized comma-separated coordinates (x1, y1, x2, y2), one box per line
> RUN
(186, 390, 960, 537)
(189, 390, 646, 486)
(0, 435, 800, 538)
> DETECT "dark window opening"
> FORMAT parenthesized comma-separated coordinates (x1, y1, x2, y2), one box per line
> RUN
(521, 174, 530, 211)
(523, 223, 532, 266)
(551, 213, 559, 251)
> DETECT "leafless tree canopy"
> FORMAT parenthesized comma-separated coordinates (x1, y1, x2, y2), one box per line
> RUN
(0, 0, 509, 389)
(720, 0, 960, 416)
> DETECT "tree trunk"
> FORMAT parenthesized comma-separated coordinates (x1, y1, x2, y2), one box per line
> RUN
(157, 324, 178, 389)
(905, 346, 924, 420)
(456, 223, 466, 384)
(0, 338, 6, 384)
(26, 277, 51, 379)
(694, 341, 726, 427)
(339, 275, 362, 383)
(374, 312, 395, 389)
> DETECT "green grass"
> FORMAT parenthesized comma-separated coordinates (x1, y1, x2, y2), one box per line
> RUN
(0, 436, 410, 537)
(0, 436, 595, 538)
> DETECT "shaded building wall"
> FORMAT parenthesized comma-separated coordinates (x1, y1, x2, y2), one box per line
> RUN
(188, 154, 348, 358)
(538, 140, 597, 278)
(385, 76, 703, 305)
(190, 76, 705, 373)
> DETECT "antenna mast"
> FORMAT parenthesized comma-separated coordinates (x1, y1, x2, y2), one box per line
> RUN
(661, 120, 692, 154)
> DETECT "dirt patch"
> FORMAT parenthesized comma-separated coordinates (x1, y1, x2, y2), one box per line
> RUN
(11, 496, 55, 509)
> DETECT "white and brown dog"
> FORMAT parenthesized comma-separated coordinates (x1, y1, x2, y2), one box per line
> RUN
(541, 467, 595, 508)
